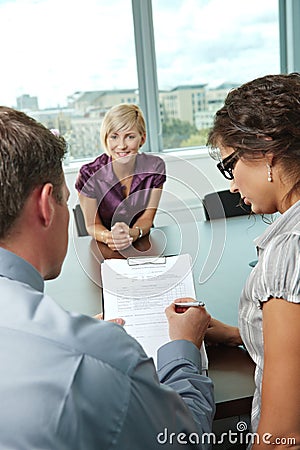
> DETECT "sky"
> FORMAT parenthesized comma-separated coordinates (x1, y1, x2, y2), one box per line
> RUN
(0, 0, 279, 109)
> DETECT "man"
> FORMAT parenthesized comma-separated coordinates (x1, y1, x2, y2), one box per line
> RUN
(0, 107, 215, 449)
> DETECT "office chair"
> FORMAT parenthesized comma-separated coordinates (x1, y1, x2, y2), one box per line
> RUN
(73, 204, 89, 236)
(202, 189, 252, 220)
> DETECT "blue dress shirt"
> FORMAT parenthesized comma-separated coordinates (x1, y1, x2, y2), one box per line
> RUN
(0, 248, 215, 449)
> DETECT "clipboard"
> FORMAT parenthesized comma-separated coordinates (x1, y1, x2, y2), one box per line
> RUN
(101, 253, 208, 371)
(127, 256, 166, 266)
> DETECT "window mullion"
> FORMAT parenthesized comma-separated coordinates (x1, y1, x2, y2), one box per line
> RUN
(279, 0, 300, 73)
(132, 0, 162, 152)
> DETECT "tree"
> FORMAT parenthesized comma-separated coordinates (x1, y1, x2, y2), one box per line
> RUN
(181, 128, 210, 147)
(162, 119, 198, 149)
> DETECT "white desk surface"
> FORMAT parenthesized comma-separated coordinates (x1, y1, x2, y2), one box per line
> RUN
(46, 215, 268, 326)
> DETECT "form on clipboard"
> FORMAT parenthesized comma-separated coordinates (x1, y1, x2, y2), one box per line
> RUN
(102, 253, 208, 372)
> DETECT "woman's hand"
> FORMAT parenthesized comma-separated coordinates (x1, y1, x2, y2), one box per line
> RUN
(106, 222, 133, 251)
(205, 317, 243, 347)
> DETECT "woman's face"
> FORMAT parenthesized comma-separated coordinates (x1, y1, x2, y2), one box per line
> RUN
(220, 145, 279, 214)
(106, 126, 146, 163)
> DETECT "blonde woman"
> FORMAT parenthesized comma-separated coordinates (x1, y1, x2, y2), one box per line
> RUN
(75, 103, 166, 251)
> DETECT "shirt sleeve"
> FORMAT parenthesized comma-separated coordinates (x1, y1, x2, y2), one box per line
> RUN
(75, 164, 98, 199)
(152, 157, 166, 188)
(254, 232, 300, 305)
(157, 340, 215, 436)
(58, 321, 215, 449)
(118, 340, 215, 449)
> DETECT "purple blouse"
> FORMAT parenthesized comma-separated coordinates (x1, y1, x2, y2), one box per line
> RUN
(75, 153, 166, 229)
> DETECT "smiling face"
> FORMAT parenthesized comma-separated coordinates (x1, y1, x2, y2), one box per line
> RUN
(219, 145, 280, 214)
(106, 126, 146, 163)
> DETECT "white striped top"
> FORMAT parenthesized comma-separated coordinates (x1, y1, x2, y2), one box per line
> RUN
(239, 200, 300, 433)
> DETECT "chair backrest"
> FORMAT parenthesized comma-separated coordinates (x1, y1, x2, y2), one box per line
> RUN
(73, 204, 88, 236)
(202, 189, 252, 220)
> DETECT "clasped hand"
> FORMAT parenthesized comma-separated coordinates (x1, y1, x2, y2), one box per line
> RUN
(106, 222, 133, 251)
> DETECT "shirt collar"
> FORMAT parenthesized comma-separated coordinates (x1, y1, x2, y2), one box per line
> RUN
(104, 154, 143, 185)
(133, 153, 146, 183)
(101, 155, 117, 184)
(254, 200, 300, 250)
(0, 247, 44, 293)
(105, 153, 145, 182)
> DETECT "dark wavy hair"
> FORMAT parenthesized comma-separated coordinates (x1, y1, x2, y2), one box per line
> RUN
(207, 73, 300, 203)
(0, 106, 67, 239)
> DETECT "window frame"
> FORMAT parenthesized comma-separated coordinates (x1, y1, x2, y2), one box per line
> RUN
(132, 0, 300, 154)
(279, 0, 300, 73)
(132, 0, 162, 152)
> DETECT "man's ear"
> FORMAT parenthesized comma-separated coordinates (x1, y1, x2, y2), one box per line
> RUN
(38, 183, 55, 227)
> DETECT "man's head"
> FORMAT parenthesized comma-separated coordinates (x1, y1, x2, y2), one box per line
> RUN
(0, 107, 67, 238)
(0, 106, 69, 278)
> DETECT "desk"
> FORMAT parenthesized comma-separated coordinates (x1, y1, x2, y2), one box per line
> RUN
(46, 215, 268, 420)
(78, 215, 266, 325)
(207, 346, 255, 420)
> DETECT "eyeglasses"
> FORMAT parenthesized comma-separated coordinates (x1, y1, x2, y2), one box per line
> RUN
(217, 151, 239, 180)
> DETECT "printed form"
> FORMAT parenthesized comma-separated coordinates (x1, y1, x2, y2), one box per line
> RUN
(102, 254, 208, 371)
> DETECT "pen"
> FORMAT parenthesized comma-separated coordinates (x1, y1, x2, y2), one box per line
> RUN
(174, 301, 205, 307)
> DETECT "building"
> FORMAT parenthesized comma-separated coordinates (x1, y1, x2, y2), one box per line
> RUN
(159, 84, 207, 125)
(22, 82, 237, 160)
(16, 94, 39, 111)
(68, 89, 139, 115)
(195, 82, 239, 130)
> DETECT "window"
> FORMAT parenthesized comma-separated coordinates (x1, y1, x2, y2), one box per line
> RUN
(0, 0, 137, 161)
(0, 0, 290, 160)
(152, 0, 280, 149)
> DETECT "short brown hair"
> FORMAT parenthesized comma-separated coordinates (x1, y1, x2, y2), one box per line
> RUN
(0, 107, 67, 238)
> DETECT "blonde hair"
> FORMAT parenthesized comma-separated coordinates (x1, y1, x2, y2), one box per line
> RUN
(100, 103, 146, 153)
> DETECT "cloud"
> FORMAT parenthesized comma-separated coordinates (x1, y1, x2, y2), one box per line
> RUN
(0, 0, 279, 108)
(152, 0, 279, 88)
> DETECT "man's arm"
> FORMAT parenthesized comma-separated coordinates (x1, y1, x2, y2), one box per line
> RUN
(61, 307, 214, 449)
(117, 340, 215, 449)
(158, 340, 215, 435)
(116, 302, 215, 449)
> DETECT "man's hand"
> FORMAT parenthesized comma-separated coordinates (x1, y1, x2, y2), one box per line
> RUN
(165, 298, 211, 349)
(94, 313, 125, 326)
